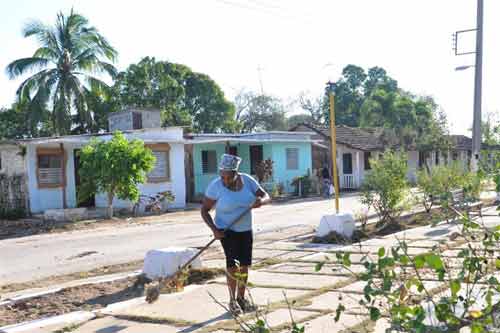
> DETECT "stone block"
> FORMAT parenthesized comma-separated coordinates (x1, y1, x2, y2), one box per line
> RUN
(316, 213, 355, 238)
(143, 247, 202, 279)
(43, 208, 88, 222)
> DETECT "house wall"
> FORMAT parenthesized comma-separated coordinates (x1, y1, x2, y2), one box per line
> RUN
(270, 142, 312, 193)
(335, 144, 369, 189)
(0, 145, 25, 176)
(94, 142, 186, 210)
(26, 128, 186, 214)
(26, 143, 78, 213)
(108, 110, 162, 131)
(191, 142, 312, 197)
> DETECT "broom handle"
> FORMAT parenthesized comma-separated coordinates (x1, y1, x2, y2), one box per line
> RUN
(176, 206, 253, 273)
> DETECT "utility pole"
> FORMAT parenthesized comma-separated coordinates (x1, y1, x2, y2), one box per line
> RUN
(472, 0, 484, 171)
(327, 81, 340, 213)
(453, 0, 484, 171)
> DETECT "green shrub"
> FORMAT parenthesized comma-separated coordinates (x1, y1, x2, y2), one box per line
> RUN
(291, 175, 312, 197)
(361, 150, 409, 227)
(417, 163, 464, 212)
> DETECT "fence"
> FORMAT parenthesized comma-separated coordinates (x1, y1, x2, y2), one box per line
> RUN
(0, 174, 27, 215)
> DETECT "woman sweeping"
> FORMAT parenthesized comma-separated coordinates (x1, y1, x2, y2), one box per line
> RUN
(201, 154, 271, 315)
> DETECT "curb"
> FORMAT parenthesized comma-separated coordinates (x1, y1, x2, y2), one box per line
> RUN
(0, 311, 95, 333)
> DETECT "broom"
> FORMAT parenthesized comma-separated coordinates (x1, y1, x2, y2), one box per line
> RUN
(145, 205, 253, 303)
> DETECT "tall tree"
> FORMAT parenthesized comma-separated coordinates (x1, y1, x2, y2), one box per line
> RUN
(297, 92, 326, 125)
(6, 9, 117, 135)
(79, 132, 155, 218)
(114, 57, 236, 133)
(234, 90, 288, 133)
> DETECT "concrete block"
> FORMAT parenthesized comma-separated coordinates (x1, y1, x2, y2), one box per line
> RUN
(316, 213, 355, 238)
(43, 208, 88, 222)
(142, 247, 202, 279)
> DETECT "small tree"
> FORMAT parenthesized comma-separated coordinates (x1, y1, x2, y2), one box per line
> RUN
(361, 150, 409, 228)
(417, 163, 464, 213)
(255, 158, 273, 183)
(79, 132, 155, 218)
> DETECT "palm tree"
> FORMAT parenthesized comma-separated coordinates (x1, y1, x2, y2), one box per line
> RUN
(6, 9, 117, 135)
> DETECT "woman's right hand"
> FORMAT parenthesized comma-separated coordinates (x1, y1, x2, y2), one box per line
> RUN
(213, 229, 225, 240)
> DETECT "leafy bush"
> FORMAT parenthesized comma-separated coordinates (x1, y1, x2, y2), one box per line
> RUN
(417, 163, 464, 212)
(291, 174, 312, 197)
(361, 150, 409, 227)
(271, 182, 285, 198)
(255, 158, 274, 183)
(79, 131, 155, 218)
(321, 213, 500, 332)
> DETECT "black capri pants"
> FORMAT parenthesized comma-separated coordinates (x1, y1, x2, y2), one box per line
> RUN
(220, 230, 253, 268)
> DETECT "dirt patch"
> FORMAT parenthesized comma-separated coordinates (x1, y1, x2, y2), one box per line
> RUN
(0, 268, 224, 327)
(0, 261, 144, 294)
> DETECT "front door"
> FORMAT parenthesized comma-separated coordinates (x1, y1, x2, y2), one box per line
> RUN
(249, 145, 263, 175)
(342, 153, 353, 174)
(74, 149, 95, 207)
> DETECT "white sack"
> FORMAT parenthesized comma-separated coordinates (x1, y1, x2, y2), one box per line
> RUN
(142, 247, 202, 280)
(316, 213, 355, 238)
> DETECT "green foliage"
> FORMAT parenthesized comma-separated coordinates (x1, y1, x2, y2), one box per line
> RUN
(6, 9, 118, 135)
(114, 57, 237, 133)
(78, 132, 155, 217)
(417, 163, 465, 212)
(291, 173, 313, 197)
(317, 211, 500, 332)
(234, 90, 288, 133)
(361, 150, 409, 227)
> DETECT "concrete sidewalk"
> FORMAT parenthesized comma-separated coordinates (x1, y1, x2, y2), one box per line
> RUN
(9, 206, 500, 333)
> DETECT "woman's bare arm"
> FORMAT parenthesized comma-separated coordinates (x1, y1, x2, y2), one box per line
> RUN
(201, 197, 224, 239)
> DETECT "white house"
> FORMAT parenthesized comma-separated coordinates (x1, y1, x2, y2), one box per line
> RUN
(0, 142, 29, 213)
(18, 108, 186, 214)
(291, 123, 500, 190)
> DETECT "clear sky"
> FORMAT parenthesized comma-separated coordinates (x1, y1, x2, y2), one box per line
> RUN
(0, 0, 498, 135)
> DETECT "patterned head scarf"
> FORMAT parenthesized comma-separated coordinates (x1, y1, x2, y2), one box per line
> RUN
(219, 154, 242, 171)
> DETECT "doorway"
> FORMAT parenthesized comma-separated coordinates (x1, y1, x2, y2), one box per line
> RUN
(74, 149, 95, 207)
(249, 145, 263, 175)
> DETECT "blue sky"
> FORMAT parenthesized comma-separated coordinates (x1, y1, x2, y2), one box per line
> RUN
(0, 0, 499, 135)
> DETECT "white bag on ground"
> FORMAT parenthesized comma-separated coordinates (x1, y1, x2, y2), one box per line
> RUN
(142, 247, 202, 280)
(316, 213, 355, 238)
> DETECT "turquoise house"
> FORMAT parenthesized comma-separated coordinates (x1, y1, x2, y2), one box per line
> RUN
(185, 132, 316, 200)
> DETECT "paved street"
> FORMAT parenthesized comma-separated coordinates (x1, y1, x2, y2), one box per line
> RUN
(0, 194, 367, 285)
(15, 206, 499, 333)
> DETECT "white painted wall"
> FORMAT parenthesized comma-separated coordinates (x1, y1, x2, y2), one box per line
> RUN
(26, 127, 186, 214)
(0, 145, 25, 176)
(94, 142, 186, 210)
(336, 144, 369, 189)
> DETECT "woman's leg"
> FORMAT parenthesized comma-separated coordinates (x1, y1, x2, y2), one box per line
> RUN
(226, 266, 238, 300)
(236, 265, 249, 299)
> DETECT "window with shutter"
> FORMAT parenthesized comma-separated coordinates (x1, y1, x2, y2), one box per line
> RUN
(146, 144, 170, 182)
(202, 150, 217, 174)
(286, 148, 299, 170)
(37, 151, 63, 187)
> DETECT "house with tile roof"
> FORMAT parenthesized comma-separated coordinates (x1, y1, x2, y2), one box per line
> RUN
(290, 123, 500, 190)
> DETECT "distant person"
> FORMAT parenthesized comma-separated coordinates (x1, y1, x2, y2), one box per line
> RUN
(200, 154, 271, 315)
(321, 167, 331, 198)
